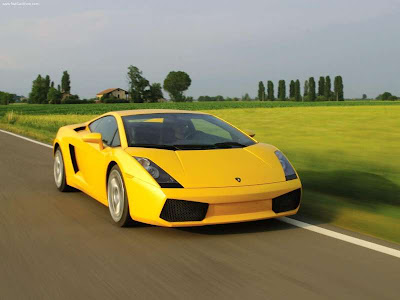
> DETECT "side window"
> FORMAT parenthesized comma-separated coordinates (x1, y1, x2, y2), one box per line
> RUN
(90, 116, 119, 147)
(89, 118, 102, 132)
(111, 130, 121, 147)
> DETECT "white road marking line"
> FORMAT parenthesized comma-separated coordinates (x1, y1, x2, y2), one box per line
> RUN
(280, 217, 400, 258)
(0, 129, 52, 149)
(0, 129, 399, 258)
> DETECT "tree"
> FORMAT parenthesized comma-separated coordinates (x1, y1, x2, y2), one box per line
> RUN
(334, 76, 344, 101)
(362, 94, 367, 100)
(258, 81, 265, 101)
(44, 75, 51, 99)
(29, 75, 48, 103)
(267, 81, 274, 100)
(318, 76, 325, 97)
(277, 80, 286, 100)
(47, 87, 62, 104)
(0, 91, 13, 105)
(289, 80, 295, 99)
(147, 83, 164, 102)
(294, 80, 301, 101)
(61, 71, 71, 94)
(304, 80, 309, 100)
(376, 92, 398, 100)
(185, 96, 194, 102)
(308, 77, 316, 101)
(57, 84, 61, 92)
(163, 71, 191, 102)
(324, 76, 332, 100)
(198, 95, 225, 101)
(127, 66, 150, 103)
(61, 94, 80, 104)
(242, 93, 251, 101)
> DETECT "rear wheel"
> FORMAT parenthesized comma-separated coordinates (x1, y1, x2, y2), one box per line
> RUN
(54, 148, 73, 192)
(107, 165, 133, 227)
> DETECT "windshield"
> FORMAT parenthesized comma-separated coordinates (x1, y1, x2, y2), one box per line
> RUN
(122, 113, 256, 150)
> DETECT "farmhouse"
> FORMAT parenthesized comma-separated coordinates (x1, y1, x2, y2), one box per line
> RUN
(96, 88, 129, 100)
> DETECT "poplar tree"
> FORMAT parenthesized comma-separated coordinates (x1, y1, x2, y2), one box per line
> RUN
(308, 77, 316, 101)
(61, 71, 71, 93)
(318, 76, 325, 97)
(44, 75, 51, 101)
(304, 80, 309, 100)
(289, 80, 295, 99)
(258, 81, 265, 101)
(334, 76, 344, 101)
(294, 80, 301, 101)
(278, 80, 286, 100)
(267, 81, 275, 101)
(325, 76, 332, 100)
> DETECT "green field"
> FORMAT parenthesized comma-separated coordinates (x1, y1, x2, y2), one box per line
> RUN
(1, 100, 400, 117)
(1, 103, 399, 243)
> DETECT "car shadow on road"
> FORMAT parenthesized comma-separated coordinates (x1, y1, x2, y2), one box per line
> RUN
(175, 218, 294, 235)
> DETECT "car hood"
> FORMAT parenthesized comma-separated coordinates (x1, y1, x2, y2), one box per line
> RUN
(125, 143, 286, 188)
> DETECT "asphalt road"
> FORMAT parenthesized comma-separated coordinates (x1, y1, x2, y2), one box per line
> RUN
(0, 130, 399, 300)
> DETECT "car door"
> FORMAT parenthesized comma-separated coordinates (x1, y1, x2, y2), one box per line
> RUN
(76, 116, 121, 203)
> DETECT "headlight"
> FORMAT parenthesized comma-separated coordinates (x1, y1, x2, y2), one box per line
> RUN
(274, 150, 297, 181)
(134, 157, 183, 188)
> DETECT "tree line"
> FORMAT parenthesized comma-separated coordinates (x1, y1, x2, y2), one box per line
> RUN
(258, 76, 344, 101)
(28, 71, 78, 104)
(18, 68, 399, 105)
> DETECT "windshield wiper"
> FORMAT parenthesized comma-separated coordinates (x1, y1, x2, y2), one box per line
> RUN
(172, 144, 217, 150)
(213, 142, 247, 148)
(129, 144, 181, 150)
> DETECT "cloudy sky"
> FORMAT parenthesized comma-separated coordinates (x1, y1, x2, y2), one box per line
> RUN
(0, 0, 399, 99)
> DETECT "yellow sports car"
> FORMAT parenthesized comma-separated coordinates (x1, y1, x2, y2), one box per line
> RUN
(53, 109, 301, 227)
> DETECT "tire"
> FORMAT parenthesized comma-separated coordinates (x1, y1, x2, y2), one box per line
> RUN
(107, 165, 134, 227)
(54, 147, 74, 192)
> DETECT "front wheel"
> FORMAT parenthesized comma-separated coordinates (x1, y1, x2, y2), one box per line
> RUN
(107, 165, 134, 227)
(54, 148, 73, 192)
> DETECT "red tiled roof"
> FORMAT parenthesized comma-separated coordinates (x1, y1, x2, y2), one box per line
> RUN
(96, 88, 127, 96)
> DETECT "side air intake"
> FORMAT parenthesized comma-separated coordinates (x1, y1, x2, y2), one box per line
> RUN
(69, 144, 79, 173)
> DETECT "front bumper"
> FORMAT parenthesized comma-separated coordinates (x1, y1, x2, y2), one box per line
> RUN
(125, 177, 302, 227)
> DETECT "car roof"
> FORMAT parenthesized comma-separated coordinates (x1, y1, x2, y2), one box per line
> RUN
(112, 109, 207, 117)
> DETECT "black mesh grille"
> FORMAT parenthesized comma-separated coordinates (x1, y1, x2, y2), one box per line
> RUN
(160, 199, 208, 222)
(272, 189, 301, 213)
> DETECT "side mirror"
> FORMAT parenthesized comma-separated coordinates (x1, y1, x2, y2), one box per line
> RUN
(243, 129, 256, 138)
(83, 133, 103, 150)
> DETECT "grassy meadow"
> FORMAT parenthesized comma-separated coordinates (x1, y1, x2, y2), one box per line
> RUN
(1, 103, 399, 243)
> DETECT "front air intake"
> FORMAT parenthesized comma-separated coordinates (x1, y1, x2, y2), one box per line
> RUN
(160, 199, 208, 222)
(272, 189, 301, 213)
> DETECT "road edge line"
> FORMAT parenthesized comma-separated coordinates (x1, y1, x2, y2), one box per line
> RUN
(0, 129, 52, 149)
(1, 129, 399, 259)
(280, 217, 400, 258)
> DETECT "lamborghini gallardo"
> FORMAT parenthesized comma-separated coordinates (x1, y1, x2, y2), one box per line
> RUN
(53, 110, 301, 227)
